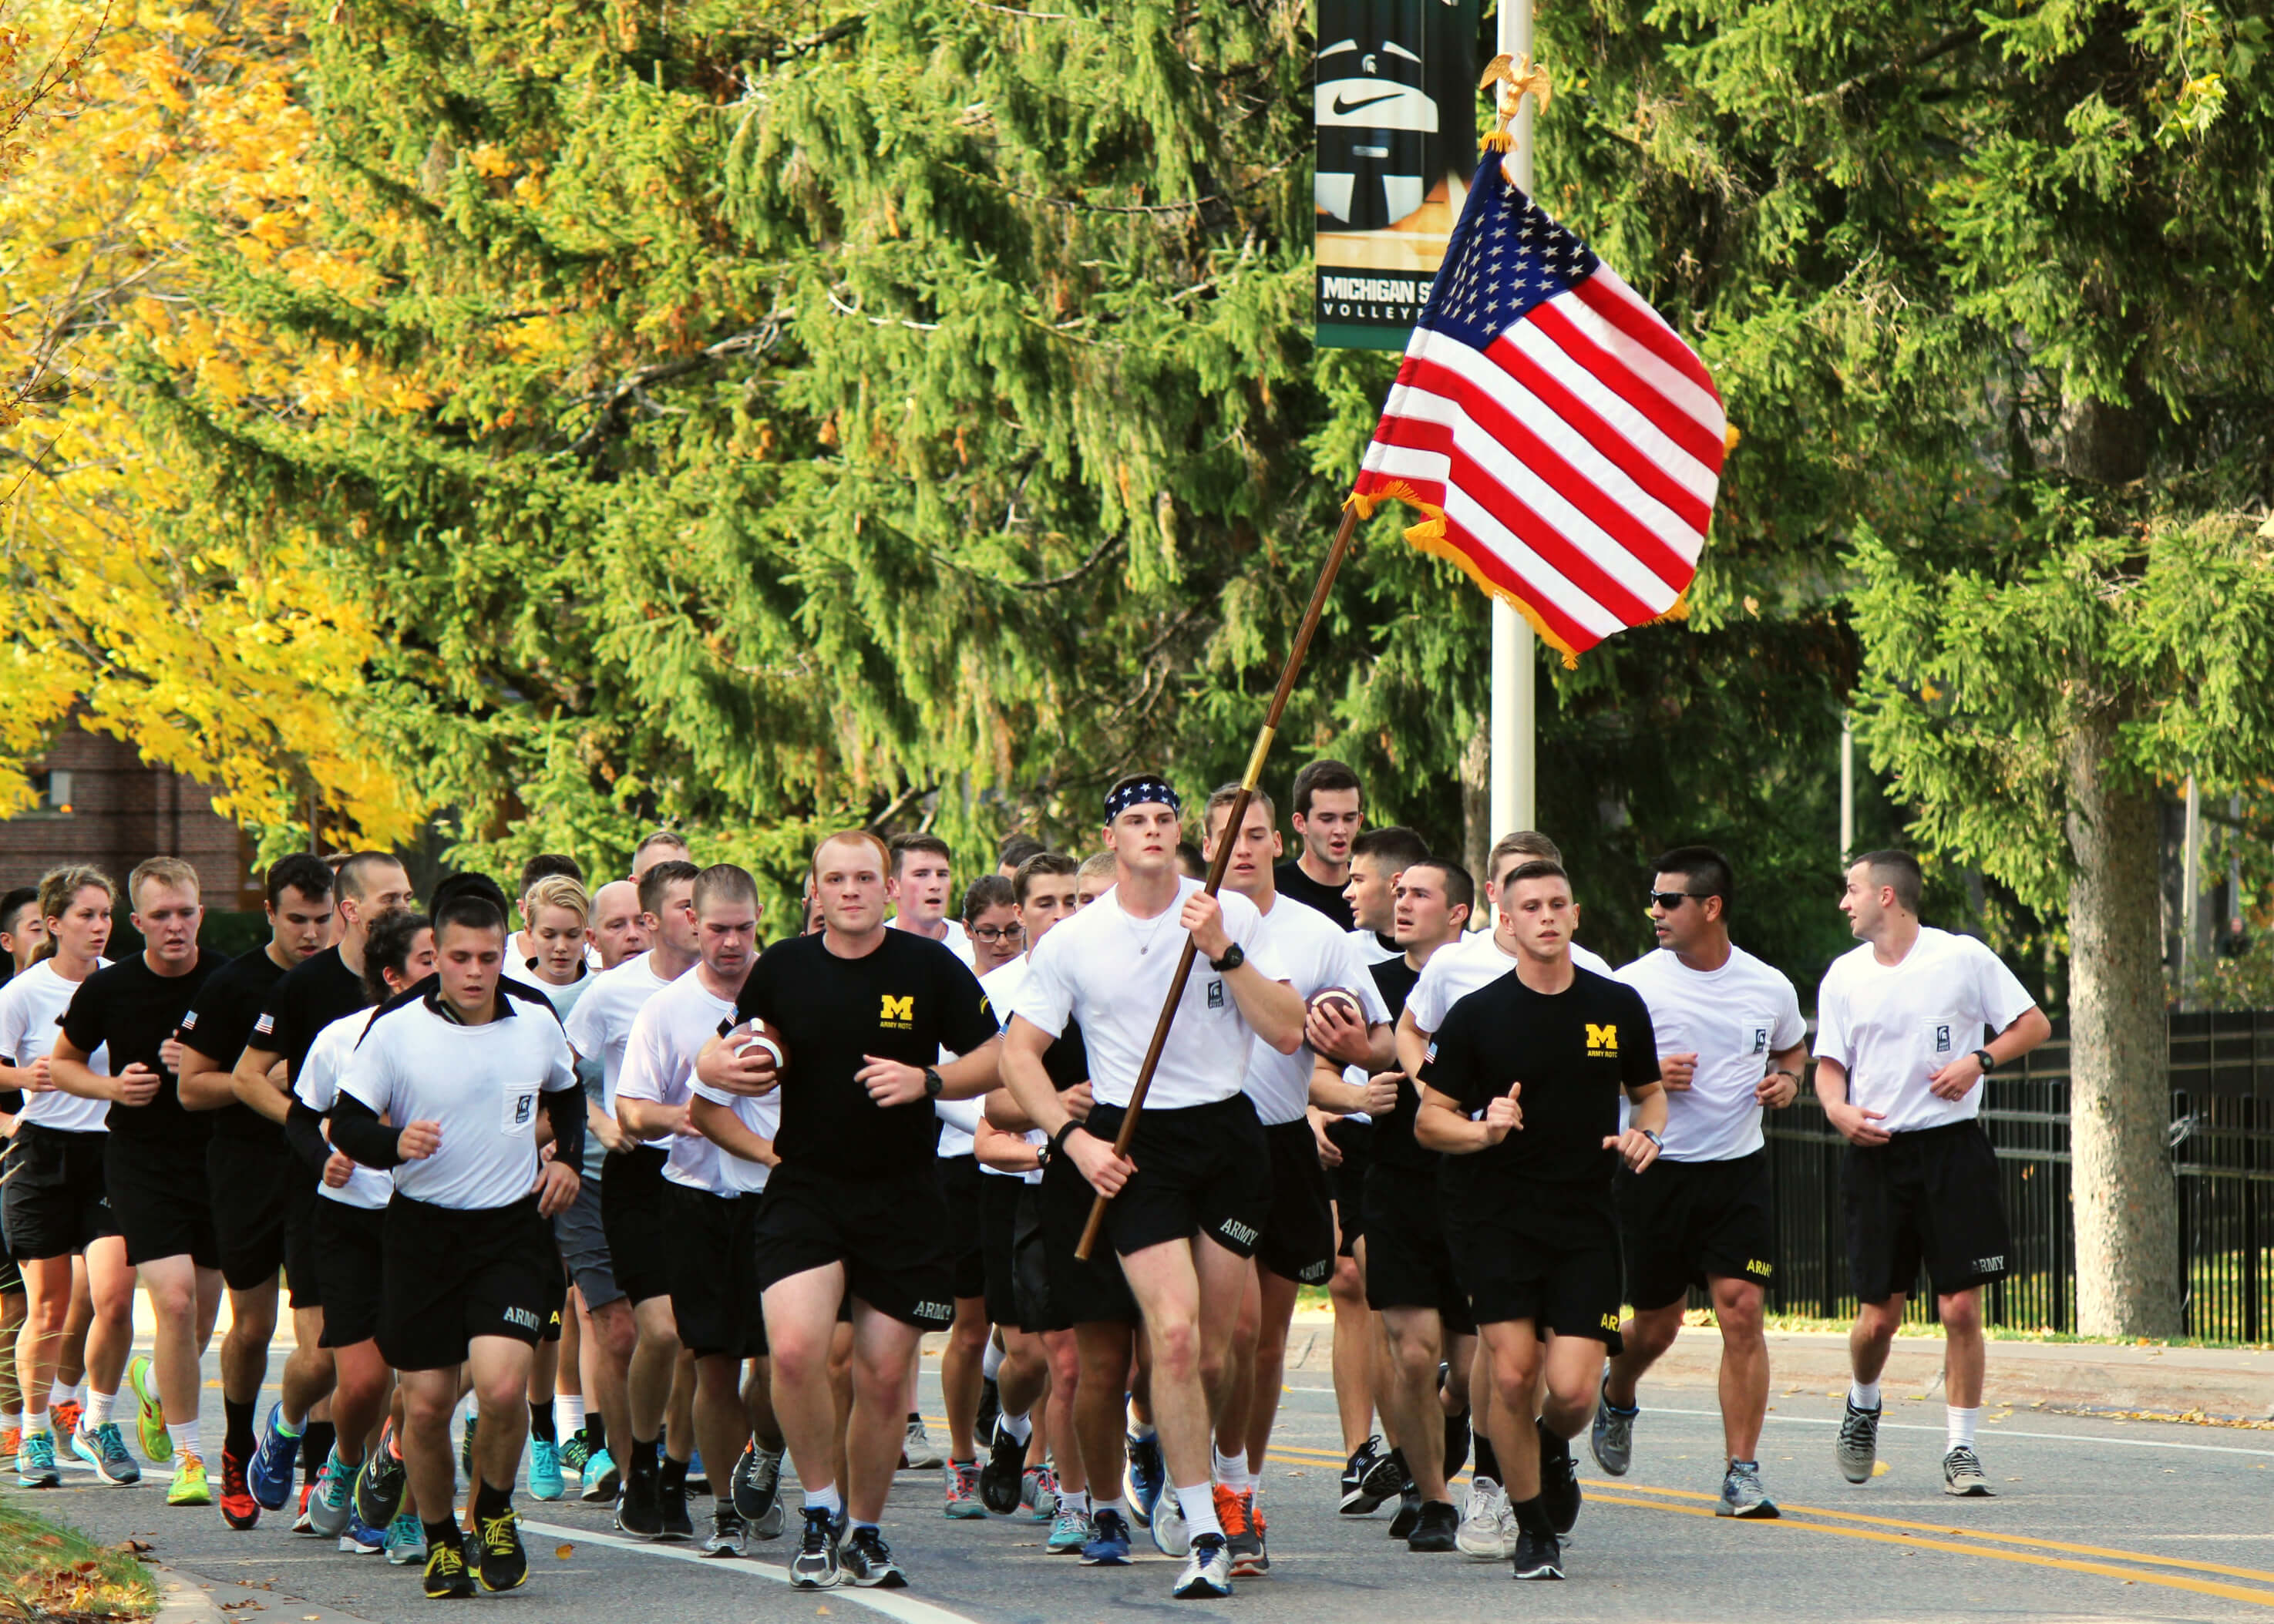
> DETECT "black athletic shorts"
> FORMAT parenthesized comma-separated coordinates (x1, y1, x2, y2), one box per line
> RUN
(106, 1133, 219, 1270)
(980, 1172, 1055, 1332)
(1444, 1179, 1624, 1353)
(1039, 1147, 1137, 1326)
(1324, 1117, 1372, 1256)
(1361, 1164, 1473, 1333)
(1255, 1118, 1335, 1286)
(600, 1145, 672, 1306)
(668, 1182, 765, 1359)
(540, 1236, 567, 1343)
(939, 1153, 988, 1302)
(311, 1199, 385, 1348)
(1618, 1148, 1776, 1311)
(2, 1125, 117, 1261)
(1084, 1094, 1270, 1263)
(208, 1131, 294, 1293)
(751, 1164, 954, 1330)
(281, 1182, 321, 1310)
(1842, 1119, 2012, 1303)
(378, 1192, 553, 1370)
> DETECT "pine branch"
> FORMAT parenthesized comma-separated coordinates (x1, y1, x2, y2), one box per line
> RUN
(560, 320, 785, 459)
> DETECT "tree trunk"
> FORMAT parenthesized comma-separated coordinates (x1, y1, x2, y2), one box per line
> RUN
(2064, 715, 2179, 1336)
(1460, 713, 1489, 926)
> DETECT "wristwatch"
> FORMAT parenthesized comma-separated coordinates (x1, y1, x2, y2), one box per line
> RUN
(1639, 1128, 1663, 1149)
(922, 1065, 944, 1099)
(1972, 1048, 1996, 1076)
(1209, 943, 1246, 973)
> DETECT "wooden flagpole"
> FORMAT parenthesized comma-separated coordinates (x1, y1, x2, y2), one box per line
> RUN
(1075, 502, 1364, 1260)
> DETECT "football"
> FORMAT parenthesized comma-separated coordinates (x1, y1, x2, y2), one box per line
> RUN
(725, 1017, 789, 1076)
(1307, 986, 1366, 1021)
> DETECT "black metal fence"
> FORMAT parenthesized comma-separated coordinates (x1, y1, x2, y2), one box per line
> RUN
(1761, 1010, 2274, 1341)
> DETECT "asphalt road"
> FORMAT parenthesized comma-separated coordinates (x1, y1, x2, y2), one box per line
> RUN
(19, 1343, 2274, 1624)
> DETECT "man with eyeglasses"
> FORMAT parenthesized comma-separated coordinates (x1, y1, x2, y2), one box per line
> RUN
(1589, 847, 1807, 1518)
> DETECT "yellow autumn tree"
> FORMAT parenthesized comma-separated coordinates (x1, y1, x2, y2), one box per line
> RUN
(0, 0, 423, 848)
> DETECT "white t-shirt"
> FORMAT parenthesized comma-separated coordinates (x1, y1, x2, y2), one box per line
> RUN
(1615, 946, 1805, 1162)
(1012, 876, 1282, 1112)
(892, 916, 973, 967)
(1405, 931, 1613, 1034)
(0, 959, 112, 1132)
(294, 1011, 394, 1209)
(1350, 929, 1401, 967)
(342, 991, 577, 1209)
(977, 957, 1044, 1183)
(1243, 897, 1389, 1125)
(617, 969, 748, 1195)
(562, 952, 678, 1120)
(1815, 927, 2037, 1135)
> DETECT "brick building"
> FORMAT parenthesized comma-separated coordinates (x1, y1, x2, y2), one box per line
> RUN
(0, 716, 258, 907)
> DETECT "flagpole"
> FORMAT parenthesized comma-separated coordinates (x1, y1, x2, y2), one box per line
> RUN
(1075, 503, 1364, 1261)
(1489, 0, 1540, 842)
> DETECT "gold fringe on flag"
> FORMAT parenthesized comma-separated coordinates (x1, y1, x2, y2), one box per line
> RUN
(1348, 482, 1583, 667)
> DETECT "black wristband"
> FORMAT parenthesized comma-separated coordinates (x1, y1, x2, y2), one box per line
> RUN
(1048, 1121, 1081, 1160)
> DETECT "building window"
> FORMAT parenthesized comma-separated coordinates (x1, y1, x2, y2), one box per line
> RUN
(29, 769, 72, 816)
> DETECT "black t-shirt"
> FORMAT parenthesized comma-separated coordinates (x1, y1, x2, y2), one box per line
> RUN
(1366, 955, 1438, 1172)
(1043, 1017, 1089, 1094)
(180, 946, 290, 1143)
(254, 946, 367, 1087)
(1273, 859, 1354, 931)
(59, 950, 224, 1145)
(1417, 966, 1658, 1197)
(732, 930, 998, 1182)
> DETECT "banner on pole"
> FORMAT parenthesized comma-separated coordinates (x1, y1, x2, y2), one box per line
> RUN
(1314, 0, 1479, 351)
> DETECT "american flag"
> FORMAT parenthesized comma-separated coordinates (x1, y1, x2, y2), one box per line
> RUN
(1351, 156, 1727, 662)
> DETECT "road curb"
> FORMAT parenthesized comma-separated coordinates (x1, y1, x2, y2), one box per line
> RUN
(150, 1564, 382, 1624)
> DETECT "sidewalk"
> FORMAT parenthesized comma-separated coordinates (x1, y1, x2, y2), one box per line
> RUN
(152, 1565, 380, 1624)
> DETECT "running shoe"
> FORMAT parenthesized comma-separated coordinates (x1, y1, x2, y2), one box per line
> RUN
(1171, 1532, 1233, 1599)
(1836, 1399, 1881, 1484)
(658, 1474, 694, 1541)
(974, 1376, 1000, 1450)
(220, 1447, 261, 1530)
(614, 1459, 661, 1536)
(50, 1399, 82, 1441)
(1, 1424, 19, 1471)
(167, 1452, 213, 1508)
(1444, 1403, 1472, 1484)
(1215, 1484, 1259, 1576)
(1124, 1430, 1165, 1528)
(1149, 1481, 1189, 1557)
(422, 1534, 474, 1599)
(1080, 1506, 1132, 1565)
(473, 1503, 526, 1592)
(703, 1507, 747, 1557)
(840, 1526, 907, 1589)
(1048, 1505, 1094, 1554)
(1409, 1498, 1460, 1552)
(248, 1403, 300, 1510)
(15, 1428, 59, 1488)
(978, 1422, 1026, 1515)
(74, 1422, 140, 1486)
(354, 1430, 407, 1528)
(308, 1450, 354, 1538)
(528, 1436, 563, 1501)
(339, 1513, 385, 1555)
(900, 1416, 942, 1471)
(732, 1442, 783, 1536)
(126, 1357, 169, 1463)
(1591, 1373, 1636, 1476)
(1021, 1463, 1058, 1523)
(1536, 1421, 1580, 1535)
(1718, 1458, 1780, 1518)
(1338, 1434, 1401, 1514)
(579, 1448, 618, 1505)
(1388, 1481, 1421, 1541)
(1511, 1523, 1563, 1581)
(789, 1505, 841, 1589)
(459, 1410, 476, 1482)
(384, 1513, 426, 1566)
(291, 1483, 315, 1534)
(1457, 1476, 1514, 1559)
(1942, 1444, 1993, 1497)
(1244, 1491, 1270, 1575)
(560, 1431, 592, 1478)
(944, 1458, 984, 1519)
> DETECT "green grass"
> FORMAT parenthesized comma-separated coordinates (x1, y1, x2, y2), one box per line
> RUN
(0, 1489, 158, 1621)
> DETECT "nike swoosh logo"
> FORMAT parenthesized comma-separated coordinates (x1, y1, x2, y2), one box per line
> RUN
(1331, 91, 1404, 116)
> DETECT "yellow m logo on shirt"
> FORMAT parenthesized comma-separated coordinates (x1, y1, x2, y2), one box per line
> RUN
(880, 994, 914, 1024)
(1586, 1023, 1619, 1054)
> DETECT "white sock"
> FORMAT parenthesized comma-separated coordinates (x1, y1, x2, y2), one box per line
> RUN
(1127, 1417, 1156, 1442)
(802, 1483, 843, 1516)
(981, 1338, 1007, 1382)
(73, 1381, 87, 1406)
(1000, 1410, 1031, 1444)
(84, 1390, 116, 1427)
(1946, 1405, 1980, 1450)
(48, 1380, 72, 1410)
(168, 1419, 203, 1461)
(1849, 1378, 1882, 1410)
(555, 1396, 584, 1440)
(1174, 1481, 1222, 1540)
(1210, 1444, 1244, 1488)
(1092, 1494, 1129, 1522)
(275, 1406, 304, 1437)
(1061, 1488, 1090, 1516)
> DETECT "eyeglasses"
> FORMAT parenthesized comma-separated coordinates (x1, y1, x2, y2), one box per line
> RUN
(1646, 890, 1710, 911)
(969, 924, 1025, 944)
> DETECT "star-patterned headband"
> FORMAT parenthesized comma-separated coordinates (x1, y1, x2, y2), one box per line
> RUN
(1105, 777, 1182, 822)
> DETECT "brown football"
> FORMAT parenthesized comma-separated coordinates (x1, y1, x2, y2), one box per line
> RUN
(1307, 986, 1365, 1020)
(727, 1017, 790, 1075)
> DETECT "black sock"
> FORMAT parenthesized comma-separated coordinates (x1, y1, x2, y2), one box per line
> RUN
(473, 1476, 513, 1519)
(906, 1410, 921, 1426)
(629, 1434, 661, 1484)
(1536, 1415, 1568, 1464)
(224, 1397, 256, 1460)
(529, 1401, 555, 1444)
(1473, 1434, 1501, 1484)
(423, 1515, 462, 1553)
(302, 1421, 335, 1483)
(584, 1412, 607, 1454)
(660, 1452, 688, 1494)
(1511, 1492, 1551, 1536)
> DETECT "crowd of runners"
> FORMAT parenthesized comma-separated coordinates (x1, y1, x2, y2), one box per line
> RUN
(0, 758, 2050, 1598)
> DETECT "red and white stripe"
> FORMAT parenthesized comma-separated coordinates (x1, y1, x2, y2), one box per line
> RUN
(1356, 265, 1725, 657)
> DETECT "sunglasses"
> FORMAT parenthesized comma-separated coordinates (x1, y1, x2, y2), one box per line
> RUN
(969, 923, 1025, 944)
(1646, 890, 1710, 910)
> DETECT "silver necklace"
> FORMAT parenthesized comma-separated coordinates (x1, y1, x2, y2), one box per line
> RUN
(1123, 902, 1175, 957)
